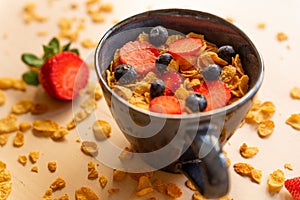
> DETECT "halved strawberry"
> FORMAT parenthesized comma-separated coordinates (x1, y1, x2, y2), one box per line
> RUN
(149, 96, 182, 114)
(161, 71, 183, 96)
(119, 40, 159, 75)
(285, 177, 300, 200)
(39, 51, 89, 100)
(193, 81, 231, 111)
(168, 37, 203, 57)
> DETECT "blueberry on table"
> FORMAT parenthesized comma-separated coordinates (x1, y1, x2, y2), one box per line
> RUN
(155, 53, 173, 72)
(185, 93, 207, 112)
(217, 45, 236, 63)
(201, 64, 222, 81)
(149, 26, 168, 46)
(150, 79, 166, 98)
(114, 64, 137, 84)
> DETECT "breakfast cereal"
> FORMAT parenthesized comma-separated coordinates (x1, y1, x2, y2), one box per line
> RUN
(185, 180, 197, 191)
(233, 162, 254, 176)
(50, 177, 66, 192)
(30, 103, 49, 115)
(42, 188, 53, 200)
(31, 165, 39, 173)
(257, 119, 275, 137)
(88, 161, 99, 180)
(75, 186, 99, 200)
(135, 176, 154, 197)
(166, 183, 183, 198)
(22, 2, 48, 24)
(0, 161, 12, 200)
(92, 120, 112, 140)
(13, 131, 25, 147)
(32, 119, 60, 137)
(107, 188, 120, 194)
(286, 113, 300, 130)
(113, 169, 126, 182)
(18, 155, 27, 165)
(276, 32, 288, 42)
(81, 141, 98, 156)
(239, 143, 259, 158)
(284, 163, 293, 171)
(250, 169, 262, 184)
(0, 114, 18, 134)
(54, 194, 69, 200)
(29, 151, 40, 163)
(99, 174, 108, 188)
(267, 169, 285, 193)
(0, 134, 9, 146)
(48, 161, 57, 172)
(290, 86, 300, 99)
(11, 99, 33, 114)
(19, 122, 32, 132)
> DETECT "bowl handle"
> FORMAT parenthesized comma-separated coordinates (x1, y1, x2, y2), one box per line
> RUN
(177, 125, 229, 198)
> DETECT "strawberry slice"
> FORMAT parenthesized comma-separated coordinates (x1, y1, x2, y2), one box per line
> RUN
(39, 51, 89, 100)
(149, 96, 182, 114)
(193, 81, 231, 111)
(119, 40, 159, 75)
(285, 177, 300, 200)
(168, 37, 203, 57)
(161, 71, 183, 96)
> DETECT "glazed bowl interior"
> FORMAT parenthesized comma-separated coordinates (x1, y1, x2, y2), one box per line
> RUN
(95, 8, 264, 119)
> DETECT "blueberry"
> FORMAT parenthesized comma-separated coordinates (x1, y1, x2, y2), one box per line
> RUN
(114, 64, 137, 84)
(217, 45, 236, 63)
(185, 93, 207, 112)
(155, 53, 173, 72)
(149, 26, 168, 46)
(150, 79, 165, 98)
(201, 64, 222, 81)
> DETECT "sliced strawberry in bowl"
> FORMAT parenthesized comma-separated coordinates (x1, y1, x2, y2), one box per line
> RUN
(119, 40, 159, 75)
(161, 71, 183, 96)
(193, 81, 231, 111)
(168, 37, 204, 57)
(285, 177, 300, 200)
(149, 96, 182, 114)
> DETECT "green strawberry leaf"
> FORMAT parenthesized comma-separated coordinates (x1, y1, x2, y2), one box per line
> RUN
(69, 48, 79, 56)
(42, 45, 56, 61)
(48, 37, 60, 54)
(62, 42, 71, 52)
(21, 53, 44, 68)
(22, 71, 39, 86)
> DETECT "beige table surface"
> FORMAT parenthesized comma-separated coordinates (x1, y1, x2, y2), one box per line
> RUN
(1, 0, 300, 199)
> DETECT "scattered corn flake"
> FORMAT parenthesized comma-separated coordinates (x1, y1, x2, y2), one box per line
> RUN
(92, 120, 111, 140)
(192, 191, 206, 200)
(74, 110, 89, 123)
(276, 32, 288, 42)
(75, 186, 99, 200)
(0, 114, 18, 134)
(99, 175, 108, 188)
(113, 169, 126, 182)
(107, 188, 120, 194)
(42, 188, 53, 200)
(50, 177, 66, 192)
(37, 31, 48, 36)
(29, 151, 40, 163)
(33, 119, 60, 137)
(258, 119, 275, 137)
(66, 119, 76, 130)
(0, 78, 13, 89)
(13, 131, 25, 147)
(81, 141, 98, 156)
(90, 12, 105, 23)
(135, 176, 154, 197)
(12, 79, 27, 91)
(185, 180, 197, 191)
(51, 126, 68, 141)
(18, 155, 27, 166)
(81, 39, 97, 49)
(99, 3, 113, 12)
(0, 161, 6, 172)
(22, 2, 48, 23)
(0, 90, 5, 106)
(251, 169, 262, 184)
(31, 165, 39, 173)
(166, 183, 182, 198)
(31, 103, 49, 115)
(267, 169, 285, 193)
(286, 113, 300, 130)
(88, 161, 99, 180)
(54, 194, 69, 200)
(119, 146, 133, 160)
(257, 22, 266, 29)
(0, 134, 9, 146)
(19, 122, 32, 132)
(239, 143, 259, 158)
(11, 99, 34, 114)
(48, 161, 57, 173)
(284, 163, 293, 171)
(233, 162, 254, 176)
(81, 98, 97, 114)
(129, 172, 154, 182)
(0, 182, 12, 200)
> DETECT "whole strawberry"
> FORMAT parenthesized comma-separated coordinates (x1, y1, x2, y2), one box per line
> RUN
(21, 38, 89, 100)
(285, 177, 300, 200)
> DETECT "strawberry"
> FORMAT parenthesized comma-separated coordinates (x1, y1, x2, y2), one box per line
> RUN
(161, 71, 183, 96)
(193, 81, 231, 111)
(21, 37, 89, 100)
(149, 96, 182, 114)
(168, 37, 203, 57)
(119, 40, 159, 75)
(285, 177, 300, 200)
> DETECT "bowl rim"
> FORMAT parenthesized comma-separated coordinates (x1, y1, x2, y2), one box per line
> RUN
(94, 8, 264, 120)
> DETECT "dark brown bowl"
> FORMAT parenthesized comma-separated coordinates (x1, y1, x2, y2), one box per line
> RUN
(95, 9, 264, 198)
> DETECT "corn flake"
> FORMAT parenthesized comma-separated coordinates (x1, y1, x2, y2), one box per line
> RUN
(42, 188, 53, 200)
(221, 65, 236, 83)
(251, 169, 262, 184)
(267, 169, 285, 193)
(0, 114, 18, 134)
(29, 151, 40, 163)
(13, 131, 25, 147)
(31, 165, 38, 173)
(48, 161, 57, 172)
(135, 176, 154, 197)
(0, 78, 13, 89)
(92, 120, 111, 140)
(233, 162, 254, 176)
(50, 177, 66, 192)
(258, 119, 275, 137)
(11, 99, 33, 114)
(0, 90, 5, 106)
(185, 180, 197, 191)
(33, 119, 60, 137)
(166, 183, 182, 198)
(30, 103, 49, 115)
(75, 186, 99, 200)
(18, 155, 27, 165)
(99, 175, 108, 188)
(0, 182, 12, 200)
(290, 86, 300, 99)
(81, 141, 98, 156)
(0, 134, 9, 146)
(239, 143, 259, 158)
(19, 122, 32, 132)
(88, 162, 98, 180)
(284, 163, 293, 171)
(113, 169, 126, 182)
(286, 113, 300, 130)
